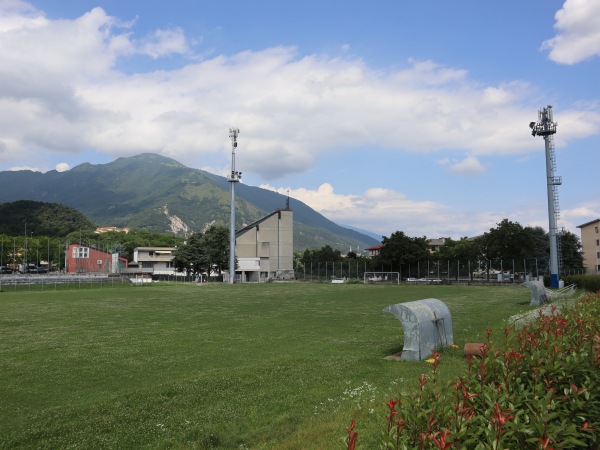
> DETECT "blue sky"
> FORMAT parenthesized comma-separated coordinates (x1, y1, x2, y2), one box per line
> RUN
(1, 0, 599, 241)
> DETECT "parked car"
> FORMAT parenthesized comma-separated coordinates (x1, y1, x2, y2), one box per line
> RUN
(26, 265, 47, 274)
(0, 266, 13, 274)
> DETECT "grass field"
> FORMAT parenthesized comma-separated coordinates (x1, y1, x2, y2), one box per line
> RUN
(0, 282, 534, 449)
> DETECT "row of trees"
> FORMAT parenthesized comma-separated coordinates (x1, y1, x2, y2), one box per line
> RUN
(1, 216, 585, 278)
(297, 219, 585, 277)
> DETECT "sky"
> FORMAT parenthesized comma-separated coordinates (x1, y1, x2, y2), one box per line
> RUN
(1, 0, 599, 241)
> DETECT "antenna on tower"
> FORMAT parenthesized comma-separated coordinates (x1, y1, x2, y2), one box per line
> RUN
(530, 105, 561, 289)
(286, 189, 290, 210)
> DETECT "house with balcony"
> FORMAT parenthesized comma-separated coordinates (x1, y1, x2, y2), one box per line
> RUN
(132, 247, 177, 275)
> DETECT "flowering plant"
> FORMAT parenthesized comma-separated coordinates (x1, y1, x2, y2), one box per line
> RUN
(346, 292, 600, 449)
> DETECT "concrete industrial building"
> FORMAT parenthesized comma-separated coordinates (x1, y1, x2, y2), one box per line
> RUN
(235, 209, 294, 282)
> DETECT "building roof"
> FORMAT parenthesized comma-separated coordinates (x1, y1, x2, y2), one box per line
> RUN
(576, 218, 600, 228)
(365, 244, 384, 251)
(428, 238, 446, 246)
(235, 209, 291, 237)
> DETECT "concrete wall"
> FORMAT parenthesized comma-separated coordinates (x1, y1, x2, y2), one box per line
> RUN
(578, 219, 600, 274)
(236, 209, 294, 279)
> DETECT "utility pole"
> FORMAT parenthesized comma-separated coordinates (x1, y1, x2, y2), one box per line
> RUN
(227, 127, 241, 284)
(529, 105, 560, 288)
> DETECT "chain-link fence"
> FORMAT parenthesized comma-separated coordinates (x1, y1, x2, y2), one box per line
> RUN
(294, 258, 587, 283)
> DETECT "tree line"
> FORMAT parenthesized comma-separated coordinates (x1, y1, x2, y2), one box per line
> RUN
(298, 219, 585, 277)
(0, 213, 586, 277)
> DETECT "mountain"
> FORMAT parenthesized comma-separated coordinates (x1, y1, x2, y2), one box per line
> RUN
(0, 153, 379, 252)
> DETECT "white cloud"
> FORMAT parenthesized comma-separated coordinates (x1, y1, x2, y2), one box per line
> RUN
(561, 203, 600, 231)
(137, 27, 189, 59)
(542, 0, 600, 64)
(9, 164, 40, 171)
(446, 156, 487, 175)
(261, 182, 496, 238)
(0, 2, 599, 187)
(55, 162, 70, 172)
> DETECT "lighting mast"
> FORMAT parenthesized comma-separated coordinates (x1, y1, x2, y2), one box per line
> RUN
(227, 127, 241, 284)
(529, 105, 560, 288)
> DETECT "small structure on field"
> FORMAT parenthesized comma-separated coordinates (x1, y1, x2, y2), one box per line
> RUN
(522, 280, 548, 306)
(383, 298, 454, 361)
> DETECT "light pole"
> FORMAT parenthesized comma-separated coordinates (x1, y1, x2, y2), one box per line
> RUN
(227, 127, 241, 284)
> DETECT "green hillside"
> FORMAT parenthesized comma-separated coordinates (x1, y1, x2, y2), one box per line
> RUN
(0, 154, 378, 251)
(0, 200, 96, 237)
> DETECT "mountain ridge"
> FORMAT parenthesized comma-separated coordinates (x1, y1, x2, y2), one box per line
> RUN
(0, 153, 379, 252)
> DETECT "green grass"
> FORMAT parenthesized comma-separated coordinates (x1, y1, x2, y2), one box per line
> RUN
(0, 282, 533, 449)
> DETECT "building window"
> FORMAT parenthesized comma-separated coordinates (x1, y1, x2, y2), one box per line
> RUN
(166, 262, 174, 268)
(597, 239, 599, 246)
(149, 251, 154, 256)
(142, 262, 154, 268)
(596, 226, 599, 233)
(72, 247, 89, 259)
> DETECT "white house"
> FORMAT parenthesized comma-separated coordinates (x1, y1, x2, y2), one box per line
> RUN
(132, 247, 177, 275)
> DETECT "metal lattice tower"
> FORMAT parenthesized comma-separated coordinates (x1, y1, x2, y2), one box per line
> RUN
(227, 127, 241, 284)
(529, 105, 561, 288)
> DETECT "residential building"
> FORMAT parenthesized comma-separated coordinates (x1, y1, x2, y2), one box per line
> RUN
(66, 244, 128, 273)
(428, 238, 446, 253)
(235, 209, 294, 281)
(576, 218, 600, 274)
(366, 238, 447, 259)
(132, 247, 177, 275)
(365, 244, 383, 258)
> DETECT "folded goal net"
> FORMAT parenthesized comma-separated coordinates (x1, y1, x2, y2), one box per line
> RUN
(363, 272, 400, 284)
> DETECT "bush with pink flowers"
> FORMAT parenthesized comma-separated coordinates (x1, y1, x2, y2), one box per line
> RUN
(346, 292, 600, 449)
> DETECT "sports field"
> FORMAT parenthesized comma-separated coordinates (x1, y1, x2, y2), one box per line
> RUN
(0, 282, 532, 449)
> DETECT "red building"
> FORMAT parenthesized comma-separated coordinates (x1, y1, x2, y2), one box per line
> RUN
(66, 244, 128, 274)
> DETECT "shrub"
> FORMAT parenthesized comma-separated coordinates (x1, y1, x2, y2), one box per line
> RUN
(560, 275, 600, 293)
(346, 292, 600, 449)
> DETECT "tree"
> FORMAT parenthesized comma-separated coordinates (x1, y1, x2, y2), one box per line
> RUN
(557, 229, 585, 274)
(484, 219, 534, 262)
(202, 225, 230, 275)
(172, 225, 230, 276)
(173, 233, 206, 275)
(374, 231, 429, 272)
(524, 226, 584, 275)
(301, 245, 342, 263)
(436, 237, 479, 262)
